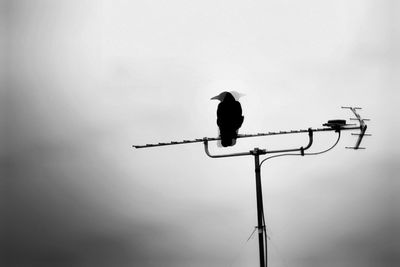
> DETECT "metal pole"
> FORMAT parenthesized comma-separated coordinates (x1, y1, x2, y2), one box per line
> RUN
(253, 148, 266, 267)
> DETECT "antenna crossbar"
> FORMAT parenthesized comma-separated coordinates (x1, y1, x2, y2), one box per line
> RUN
(132, 125, 359, 149)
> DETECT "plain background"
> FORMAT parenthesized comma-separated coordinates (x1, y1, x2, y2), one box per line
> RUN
(3, 1, 400, 266)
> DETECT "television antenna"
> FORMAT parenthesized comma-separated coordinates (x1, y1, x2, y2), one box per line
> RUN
(132, 107, 369, 267)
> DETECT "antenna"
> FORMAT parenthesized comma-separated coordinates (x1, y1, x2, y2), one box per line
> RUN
(132, 107, 369, 267)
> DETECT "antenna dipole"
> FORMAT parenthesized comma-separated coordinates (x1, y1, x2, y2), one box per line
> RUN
(132, 107, 369, 267)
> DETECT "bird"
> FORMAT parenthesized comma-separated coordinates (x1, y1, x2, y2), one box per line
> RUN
(211, 91, 244, 147)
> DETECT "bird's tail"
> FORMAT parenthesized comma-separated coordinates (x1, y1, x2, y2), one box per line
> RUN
(219, 129, 238, 147)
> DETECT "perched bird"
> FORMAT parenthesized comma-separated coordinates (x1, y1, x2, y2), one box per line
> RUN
(211, 91, 244, 147)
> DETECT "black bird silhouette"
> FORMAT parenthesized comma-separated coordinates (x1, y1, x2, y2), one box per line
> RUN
(211, 91, 244, 147)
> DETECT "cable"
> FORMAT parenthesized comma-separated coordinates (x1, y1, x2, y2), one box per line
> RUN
(247, 227, 258, 242)
(260, 153, 302, 167)
(303, 130, 341, 155)
(262, 210, 268, 267)
(259, 131, 341, 167)
(257, 131, 341, 267)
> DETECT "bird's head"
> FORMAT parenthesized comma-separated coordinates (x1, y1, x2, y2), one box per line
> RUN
(210, 91, 244, 101)
(210, 91, 229, 101)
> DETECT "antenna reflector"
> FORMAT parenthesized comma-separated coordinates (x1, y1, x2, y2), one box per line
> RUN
(352, 133, 371, 136)
(350, 118, 370, 121)
(342, 106, 361, 109)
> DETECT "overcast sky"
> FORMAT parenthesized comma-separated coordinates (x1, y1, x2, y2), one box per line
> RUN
(4, 1, 400, 266)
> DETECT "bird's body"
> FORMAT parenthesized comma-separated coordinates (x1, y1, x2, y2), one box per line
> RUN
(211, 91, 244, 147)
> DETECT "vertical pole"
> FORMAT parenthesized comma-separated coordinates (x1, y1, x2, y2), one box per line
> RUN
(254, 148, 266, 267)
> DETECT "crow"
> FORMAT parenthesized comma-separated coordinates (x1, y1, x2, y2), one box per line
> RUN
(211, 91, 244, 147)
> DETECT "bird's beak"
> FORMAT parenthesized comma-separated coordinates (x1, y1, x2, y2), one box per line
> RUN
(210, 95, 219, 100)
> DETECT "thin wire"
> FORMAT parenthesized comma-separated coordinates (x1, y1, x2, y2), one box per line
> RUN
(247, 227, 258, 242)
(228, 226, 262, 267)
(258, 131, 341, 267)
(260, 153, 302, 167)
(262, 211, 268, 267)
(303, 130, 341, 155)
(262, 210, 291, 267)
(259, 131, 341, 167)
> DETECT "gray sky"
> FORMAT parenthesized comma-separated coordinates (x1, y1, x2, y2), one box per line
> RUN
(4, 0, 400, 266)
